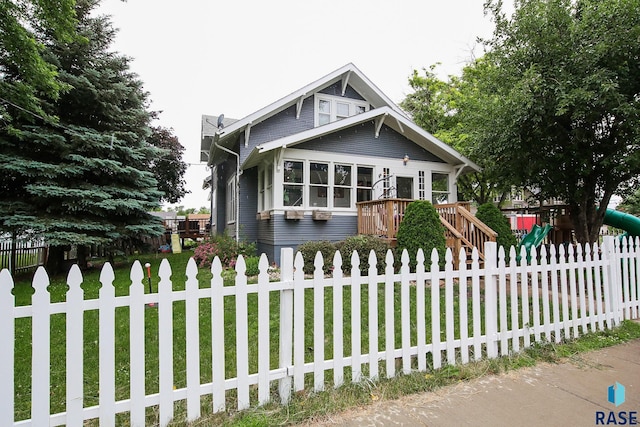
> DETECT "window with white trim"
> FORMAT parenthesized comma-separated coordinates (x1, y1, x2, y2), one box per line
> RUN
(309, 162, 329, 207)
(315, 94, 369, 126)
(333, 164, 352, 208)
(258, 164, 273, 211)
(431, 173, 450, 204)
(283, 161, 304, 206)
(226, 175, 236, 223)
(418, 171, 425, 200)
(357, 167, 373, 202)
(281, 160, 372, 209)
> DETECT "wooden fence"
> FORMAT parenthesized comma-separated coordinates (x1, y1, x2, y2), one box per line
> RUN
(1, 236, 639, 426)
(0, 240, 47, 274)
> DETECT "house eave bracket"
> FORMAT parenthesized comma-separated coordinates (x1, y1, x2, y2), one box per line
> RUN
(374, 113, 387, 138)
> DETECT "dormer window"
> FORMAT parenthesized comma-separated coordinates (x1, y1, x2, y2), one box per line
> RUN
(315, 94, 369, 126)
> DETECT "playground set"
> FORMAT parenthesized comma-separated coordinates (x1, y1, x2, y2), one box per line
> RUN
(511, 205, 640, 256)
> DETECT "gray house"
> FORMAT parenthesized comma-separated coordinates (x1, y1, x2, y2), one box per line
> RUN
(201, 63, 480, 264)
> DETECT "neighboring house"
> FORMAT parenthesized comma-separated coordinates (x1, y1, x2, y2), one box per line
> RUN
(201, 63, 480, 264)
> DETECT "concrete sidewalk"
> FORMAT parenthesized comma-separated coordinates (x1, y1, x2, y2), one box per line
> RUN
(307, 339, 640, 427)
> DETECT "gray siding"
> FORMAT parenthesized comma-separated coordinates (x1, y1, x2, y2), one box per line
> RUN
(238, 167, 258, 242)
(257, 214, 358, 265)
(239, 99, 315, 164)
(238, 83, 367, 164)
(295, 121, 447, 163)
(319, 82, 366, 101)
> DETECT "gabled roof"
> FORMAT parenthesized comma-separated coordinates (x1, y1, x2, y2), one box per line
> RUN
(200, 115, 238, 162)
(211, 63, 409, 151)
(242, 106, 480, 174)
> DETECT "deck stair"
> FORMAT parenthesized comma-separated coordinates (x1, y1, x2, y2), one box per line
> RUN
(357, 200, 497, 267)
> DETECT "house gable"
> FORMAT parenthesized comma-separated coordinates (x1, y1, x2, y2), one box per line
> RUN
(294, 122, 447, 163)
(206, 63, 408, 166)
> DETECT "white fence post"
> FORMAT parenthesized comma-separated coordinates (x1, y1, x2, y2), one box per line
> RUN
(210, 257, 226, 413)
(293, 252, 306, 391)
(66, 265, 84, 426)
(430, 249, 442, 368)
(400, 250, 411, 374)
(129, 261, 146, 426)
(313, 252, 325, 392)
(384, 250, 395, 378)
(185, 258, 201, 420)
(632, 237, 640, 319)
(350, 251, 362, 382)
(415, 249, 427, 370)
(367, 250, 379, 379)
(258, 254, 271, 405)
(444, 249, 456, 366)
(98, 264, 116, 427)
(235, 256, 250, 410)
(0, 269, 14, 427)
(332, 251, 344, 387)
(484, 241, 499, 359)
(603, 236, 621, 327)
(158, 258, 174, 426)
(278, 248, 294, 403)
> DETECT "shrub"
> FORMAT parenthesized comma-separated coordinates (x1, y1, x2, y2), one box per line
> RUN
(296, 240, 336, 274)
(335, 235, 391, 274)
(193, 234, 257, 269)
(243, 256, 261, 276)
(396, 200, 446, 270)
(475, 203, 518, 251)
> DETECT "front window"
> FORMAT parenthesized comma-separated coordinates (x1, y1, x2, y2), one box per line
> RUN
(357, 167, 373, 202)
(333, 164, 352, 208)
(432, 173, 450, 204)
(309, 162, 328, 207)
(315, 94, 369, 126)
(281, 160, 371, 209)
(283, 161, 303, 206)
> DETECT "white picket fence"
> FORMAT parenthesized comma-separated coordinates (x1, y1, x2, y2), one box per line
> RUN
(1, 236, 639, 426)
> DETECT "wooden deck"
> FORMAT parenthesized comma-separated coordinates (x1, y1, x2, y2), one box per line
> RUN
(357, 200, 497, 265)
(162, 215, 211, 240)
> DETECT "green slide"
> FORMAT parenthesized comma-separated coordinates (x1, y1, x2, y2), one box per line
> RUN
(603, 209, 640, 237)
(517, 224, 552, 262)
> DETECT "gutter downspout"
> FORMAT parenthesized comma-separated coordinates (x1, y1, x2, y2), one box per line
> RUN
(213, 133, 241, 243)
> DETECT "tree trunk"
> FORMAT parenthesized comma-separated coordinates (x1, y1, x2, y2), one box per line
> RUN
(77, 245, 89, 270)
(45, 245, 66, 276)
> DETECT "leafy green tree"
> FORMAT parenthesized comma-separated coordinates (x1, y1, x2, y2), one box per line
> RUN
(0, 0, 77, 125)
(396, 200, 446, 269)
(148, 124, 188, 204)
(0, 0, 165, 272)
(619, 188, 640, 216)
(474, 0, 640, 244)
(401, 62, 512, 205)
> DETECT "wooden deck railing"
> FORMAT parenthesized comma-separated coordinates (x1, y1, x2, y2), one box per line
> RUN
(357, 200, 497, 264)
(435, 203, 497, 263)
(356, 198, 412, 244)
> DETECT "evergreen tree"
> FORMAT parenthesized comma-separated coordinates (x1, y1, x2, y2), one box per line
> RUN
(0, 0, 165, 272)
(396, 200, 446, 270)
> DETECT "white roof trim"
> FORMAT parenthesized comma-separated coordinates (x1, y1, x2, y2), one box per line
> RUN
(217, 63, 408, 145)
(242, 106, 480, 172)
